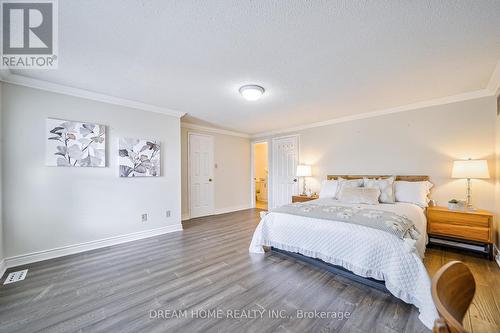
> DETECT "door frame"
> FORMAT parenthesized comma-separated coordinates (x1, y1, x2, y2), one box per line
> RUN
(270, 134, 300, 209)
(250, 139, 270, 209)
(251, 134, 300, 209)
(187, 131, 215, 218)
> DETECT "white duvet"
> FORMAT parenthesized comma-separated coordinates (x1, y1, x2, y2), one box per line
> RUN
(249, 198, 438, 329)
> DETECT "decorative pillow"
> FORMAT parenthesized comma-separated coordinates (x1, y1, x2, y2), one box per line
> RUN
(394, 181, 434, 207)
(339, 187, 381, 205)
(319, 180, 339, 198)
(335, 177, 363, 199)
(363, 176, 396, 203)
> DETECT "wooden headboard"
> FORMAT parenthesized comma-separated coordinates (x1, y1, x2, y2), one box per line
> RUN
(326, 175, 429, 182)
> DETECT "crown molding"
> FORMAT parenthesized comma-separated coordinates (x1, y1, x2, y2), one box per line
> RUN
(181, 122, 250, 138)
(251, 89, 494, 138)
(0, 71, 186, 118)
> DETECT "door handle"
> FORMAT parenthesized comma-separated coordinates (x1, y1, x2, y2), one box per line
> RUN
(293, 178, 298, 182)
(209, 178, 213, 182)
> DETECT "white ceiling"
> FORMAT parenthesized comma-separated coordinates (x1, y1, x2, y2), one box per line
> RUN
(11, 0, 500, 134)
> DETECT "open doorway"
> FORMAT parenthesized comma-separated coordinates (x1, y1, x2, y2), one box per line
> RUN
(253, 142, 268, 210)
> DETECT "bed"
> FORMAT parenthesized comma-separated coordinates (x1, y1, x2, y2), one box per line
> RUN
(249, 175, 438, 329)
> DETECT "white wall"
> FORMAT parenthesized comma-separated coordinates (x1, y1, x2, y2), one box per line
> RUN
(181, 126, 251, 218)
(0, 82, 4, 266)
(2, 83, 182, 258)
(261, 96, 498, 212)
(496, 95, 500, 249)
(254, 143, 268, 180)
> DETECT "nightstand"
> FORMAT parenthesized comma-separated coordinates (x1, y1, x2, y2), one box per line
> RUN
(427, 206, 495, 260)
(292, 195, 319, 203)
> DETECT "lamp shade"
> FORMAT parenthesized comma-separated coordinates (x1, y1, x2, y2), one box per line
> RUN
(451, 159, 490, 179)
(296, 165, 312, 177)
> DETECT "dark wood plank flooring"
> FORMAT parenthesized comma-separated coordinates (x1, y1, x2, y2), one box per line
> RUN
(0, 209, 499, 332)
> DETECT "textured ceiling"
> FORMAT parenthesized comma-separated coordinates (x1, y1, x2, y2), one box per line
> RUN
(12, 0, 500, 134)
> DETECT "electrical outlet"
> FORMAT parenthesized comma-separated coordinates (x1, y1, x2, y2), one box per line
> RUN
(141, 213, 148, 222)
(166, 210, 171, 218)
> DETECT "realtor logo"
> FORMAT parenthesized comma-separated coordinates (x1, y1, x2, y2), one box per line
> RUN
(1, 0, 58, 69)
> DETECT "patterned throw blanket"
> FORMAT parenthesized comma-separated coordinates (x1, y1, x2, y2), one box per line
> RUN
(272, 202, 420, 240)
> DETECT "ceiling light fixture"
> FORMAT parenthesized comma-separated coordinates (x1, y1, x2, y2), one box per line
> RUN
(239, 85, 265, 101)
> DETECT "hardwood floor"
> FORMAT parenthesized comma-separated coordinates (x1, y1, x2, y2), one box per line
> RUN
(0, 209, 499, 333)
(256, 200, 268, 210)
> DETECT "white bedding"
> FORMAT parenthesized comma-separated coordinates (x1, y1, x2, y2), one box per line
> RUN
(249, 198, 438, 329)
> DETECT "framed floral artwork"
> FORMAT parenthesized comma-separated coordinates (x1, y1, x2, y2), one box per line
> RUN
(46, 118, 106, 167)
(119, 138, 160, 177)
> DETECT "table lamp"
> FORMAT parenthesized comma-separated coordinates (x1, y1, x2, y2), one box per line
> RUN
(451, 159, 489, 210)
(296, 165, 312, 196)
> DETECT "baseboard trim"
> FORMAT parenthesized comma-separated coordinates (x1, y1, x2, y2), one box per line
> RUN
(183, 204, 253, 221)
(4, 224, 183, 269)
(0, 259, 6, 279)
(214, 204, 252, 215)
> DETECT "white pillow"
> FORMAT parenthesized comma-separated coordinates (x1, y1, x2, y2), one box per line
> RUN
(363, 176, 396, 204)
(339, 187, 381, 205)
(335, 177, 363, 199)
(319, 180, 339, 198)
(394, 181, 434, 207)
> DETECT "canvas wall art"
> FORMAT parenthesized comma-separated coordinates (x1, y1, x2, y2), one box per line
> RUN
(119, 138, 161, 177)
(46, 118, 106, 167)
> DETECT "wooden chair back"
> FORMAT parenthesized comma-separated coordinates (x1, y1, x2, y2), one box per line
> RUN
(431, 261, 475, 333)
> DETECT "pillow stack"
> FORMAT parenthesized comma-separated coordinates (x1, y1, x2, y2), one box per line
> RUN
(318, 176, 433, 207)
(363, 176, 395, 203)
(318, 177, 363, 199)
(394, 180, 433, 207)
(336, 177, 364, 199)
(318, 180, 340, 198)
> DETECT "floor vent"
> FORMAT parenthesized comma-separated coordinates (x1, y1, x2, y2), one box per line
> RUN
(3, 270, 28, 285)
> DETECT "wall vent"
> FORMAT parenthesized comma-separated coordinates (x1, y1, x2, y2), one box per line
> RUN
(3, 270, 28, 285)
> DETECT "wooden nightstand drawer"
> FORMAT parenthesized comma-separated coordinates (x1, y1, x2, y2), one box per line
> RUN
(428, 222, 490, 242)
(427, 210, 490, 228)
(292, 195, 318, 203)
(426, 206, 495, 259)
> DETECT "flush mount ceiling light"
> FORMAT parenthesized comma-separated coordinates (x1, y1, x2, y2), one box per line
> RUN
(239, 85, 265, 101)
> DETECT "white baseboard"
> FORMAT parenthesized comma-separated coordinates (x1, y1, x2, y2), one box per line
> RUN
(214, 204, 252, 215)
(183, 204, 253, 221)
(3, 224, 183, 269)
(0, 259, 6, 279)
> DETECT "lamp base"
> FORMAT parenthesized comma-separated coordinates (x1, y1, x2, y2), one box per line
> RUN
(465, 178, 475, 211)
(301, 177, 307, 196)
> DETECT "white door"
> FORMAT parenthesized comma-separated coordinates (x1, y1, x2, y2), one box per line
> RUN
(271, 135, 299, 208)
(189, 133, 215, 218)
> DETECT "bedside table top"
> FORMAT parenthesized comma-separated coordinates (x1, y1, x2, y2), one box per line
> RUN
(428, 206, 493, 217)
(293, 195, 319, 199)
